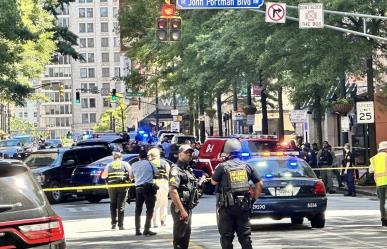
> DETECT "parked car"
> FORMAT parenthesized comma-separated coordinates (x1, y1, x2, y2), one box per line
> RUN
(45, 139, 63, 148)
(24, 146, 112, 204)
(0, 139, 25, 159)
(76, 136, 124, 152)
(71, 153, 139, 203)
(247, 154, 327, 228)
(0, 160, 66, 248)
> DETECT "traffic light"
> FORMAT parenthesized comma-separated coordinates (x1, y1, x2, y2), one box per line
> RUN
(75, 91, 80, 104)
(59, 84, 65, 96)
(111, 88, 117, 101)
(156, 18, 169, 42)
(169, 17, 182, 41)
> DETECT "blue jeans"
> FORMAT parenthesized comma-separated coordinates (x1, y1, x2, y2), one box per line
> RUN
(346, 170, 356, 195)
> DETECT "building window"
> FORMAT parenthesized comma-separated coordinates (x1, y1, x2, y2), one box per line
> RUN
(100, 7, 108, 17)
(102, 67, 110, 78)
(113, 7, 118, 18)
(87, 23, 94, 32)
(81, 83, 88, 91)
(114, 52, 120, 62)
(113, 37, 119, 47)
(87, 8, 93, 18)
(101, 37, 109, 47)
(103, 98, 109, 107)
(80, 68, 87, 78)
(88, 53, 95, 63)
(79, 23, 86, 33)
(79, 38, 86, 48)
(80, 68, 95, 78)
(101, 22, 108, 32)
(88, 68, 95, 78)
(101, 52, 109, 62)
(113, 22, 119, 32)
(34, 112, 37, 117)
(79, 53, 87, 63)
(89, 113, 97, 123)
(114, 67, 120, 77)
(100, 0, 107, 2)
(81, 99, 88, 108)
(87, 38, 94, 48)
(79, 8, 86, 18)
(89, 98, 96, 108)
(79, 0, 93, 3)
(102, 83, 110, 90)
(82, 113, 89, 124)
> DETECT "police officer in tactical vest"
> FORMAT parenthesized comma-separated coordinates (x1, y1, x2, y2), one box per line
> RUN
(169, 144, 201, 249)
(211, 139, 263, 249)
(101, 152, 131, 230)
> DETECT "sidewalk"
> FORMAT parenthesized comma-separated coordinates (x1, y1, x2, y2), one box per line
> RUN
(335, 185, 377, 196)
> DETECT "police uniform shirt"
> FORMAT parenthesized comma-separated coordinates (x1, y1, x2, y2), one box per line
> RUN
(212, 158, 261, 189)
(343, 151, 355, 168)
(169, 161, 191, 190)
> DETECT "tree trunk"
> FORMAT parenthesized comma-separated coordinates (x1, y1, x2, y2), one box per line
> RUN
(314, 97, 323, 147)
(189, 96, 195, 135)
(232, 81, 238, 134)
(199, 88, 205, 143)
(278, 86, 284, 141)
(247, 81, 253, 133)
(340, 71, 348, 145)
(217, 91, 223, 136)
(260, 72, 268, 134)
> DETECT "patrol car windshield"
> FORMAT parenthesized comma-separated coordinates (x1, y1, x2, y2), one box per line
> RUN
(248, 158, 316, 178)
(247, 141, 278, 152)
(24, 152, 59, 168)
(0, 139, 21, 147)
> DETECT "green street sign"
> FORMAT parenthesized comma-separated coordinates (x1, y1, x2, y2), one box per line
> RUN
(126, 92, 145, 97)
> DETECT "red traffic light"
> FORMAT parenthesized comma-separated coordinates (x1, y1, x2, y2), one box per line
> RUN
(161, 4, 175, 17)
(157, 18, 168, 29)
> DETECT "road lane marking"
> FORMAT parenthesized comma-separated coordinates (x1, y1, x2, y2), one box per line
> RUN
(321, 229, 386, 249)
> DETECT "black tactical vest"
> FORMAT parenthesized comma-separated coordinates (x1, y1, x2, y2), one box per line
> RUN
(174, 164, 200, 209)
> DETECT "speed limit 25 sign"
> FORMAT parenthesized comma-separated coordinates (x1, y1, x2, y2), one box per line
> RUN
(356, 101, 375, 124)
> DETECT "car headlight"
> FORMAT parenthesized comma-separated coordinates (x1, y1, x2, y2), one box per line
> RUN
(35, 174, 46, 185)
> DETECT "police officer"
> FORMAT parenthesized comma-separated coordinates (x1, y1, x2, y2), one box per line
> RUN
(211, 139, 262, 249)
(369, 141, 387, 226)
(169, 144, 201, 249)
(343, 143, 356, 196)
(101, 152, 131, 230)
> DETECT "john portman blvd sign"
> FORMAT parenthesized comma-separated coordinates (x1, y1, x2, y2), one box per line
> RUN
(177, 0, 264, 10)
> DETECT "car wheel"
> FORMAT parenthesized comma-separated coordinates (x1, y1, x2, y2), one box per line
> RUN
(47, 182, 63, 204)
(291, 217, 304, 225)
(203, 182, 215, 195)
(311, 213, 325, 228)
(86, 195, 102, 203)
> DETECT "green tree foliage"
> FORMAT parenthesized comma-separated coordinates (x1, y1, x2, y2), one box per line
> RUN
(10, 117, 49, 138)
(94, 98, 128, 133)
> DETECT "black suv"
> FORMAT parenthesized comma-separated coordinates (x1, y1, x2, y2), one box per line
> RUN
(0, 160, 66, 248)
(24, 146, 112, 204)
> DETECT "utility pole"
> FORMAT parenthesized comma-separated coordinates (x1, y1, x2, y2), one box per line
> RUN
(367, 56, 377, 157)
(246, 81, 253, 134)
(260, 72, 268, 134)
(155, 80, 159, 131)
(232, 81, 238, 134)
(216, 91, 223, 136)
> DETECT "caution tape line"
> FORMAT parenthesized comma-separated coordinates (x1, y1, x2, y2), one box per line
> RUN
(312, 166, 370, 171)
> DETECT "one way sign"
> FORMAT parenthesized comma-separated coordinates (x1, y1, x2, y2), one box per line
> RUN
(265, 2, 286, 23)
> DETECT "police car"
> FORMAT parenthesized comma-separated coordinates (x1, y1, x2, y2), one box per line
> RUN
(247, 152, 327, 228)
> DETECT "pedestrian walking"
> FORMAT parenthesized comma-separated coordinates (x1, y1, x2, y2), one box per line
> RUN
(130, 150, 159, 236)
(211, 139, 263, 249)
(148, 148, 171, 228)
(317, 141, 335, 193)
(101, 152, 131, 230)
(343, 143, 356, 196)
(369, 141, 387, 227)
(169, 144, 201, 249)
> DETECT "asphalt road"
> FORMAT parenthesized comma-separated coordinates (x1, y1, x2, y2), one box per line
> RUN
(54, 194, 385, 249)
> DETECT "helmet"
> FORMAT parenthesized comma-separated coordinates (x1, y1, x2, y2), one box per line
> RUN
(378, 141, 387, 152)
(223, 139, 242, 154)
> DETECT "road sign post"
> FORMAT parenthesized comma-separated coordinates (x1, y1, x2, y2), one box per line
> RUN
(298, 3, 324, 28)
(289, 110, 308, 123)
(265, 2, 286, 23)
(176, 0, 264, 10)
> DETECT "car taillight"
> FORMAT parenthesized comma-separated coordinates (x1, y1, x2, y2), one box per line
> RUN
(18, 216, 64, 244)
(314, 180, 326, 196)
(90, 170, 102, 176)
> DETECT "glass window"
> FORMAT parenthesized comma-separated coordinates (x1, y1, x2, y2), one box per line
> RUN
(113, 7, 118, 18)
(89, 113, 97, 123)
(101, 37, 109, 47)
(113, 22, 119, 32)
(79, 53, 87, 63)
(79, 0, 85, 2)
(102, 67, 110, 78)
(79, 38, 86, 48)
(86, 8, 93, 18)
(82, 114, 89, 124)
(87, 23, 94, 32)
(88, 68, 95, 78)
(102, 83, 110, 90)
(101, 52, 109, 62)
(89, 98, 96, 108)
(79, 8, 85, 18)
(103, 98, 109, 107)
(24, 112, 28, 118)
(114, 67, 120, 77)
(81, 99, 88, 108)
(100, 0, 107, 2)
(88, 53, 95, 63)
(101, 22, 108, 32)
(87, 0, 93, 2)
(80, 68, 87, 78)
(81, 83, 88, 91)
(113, 37, 119, 47)
(100, 7, 108, 17)
(79, 23, 86, 33)
(87, 38, 94, 48)
(114, 52, 120, 62)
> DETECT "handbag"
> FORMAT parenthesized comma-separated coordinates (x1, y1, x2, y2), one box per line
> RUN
(144, 161, 159, 195)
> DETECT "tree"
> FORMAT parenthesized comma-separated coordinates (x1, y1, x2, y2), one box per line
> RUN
(10, 117, 49, 138)
(94, 98, 128, 133)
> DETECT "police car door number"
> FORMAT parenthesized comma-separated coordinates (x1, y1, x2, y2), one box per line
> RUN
(253, 204, 266, 210)
(307, 202, 317, 208)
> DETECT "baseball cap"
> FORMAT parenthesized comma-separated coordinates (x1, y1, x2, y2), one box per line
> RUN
(179, 144, 194, 153)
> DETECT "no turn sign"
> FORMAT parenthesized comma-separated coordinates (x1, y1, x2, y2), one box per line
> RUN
(265, 2, 286, 23)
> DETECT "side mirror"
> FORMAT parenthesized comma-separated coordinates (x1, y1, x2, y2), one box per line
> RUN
(63, 159, 75, 166)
